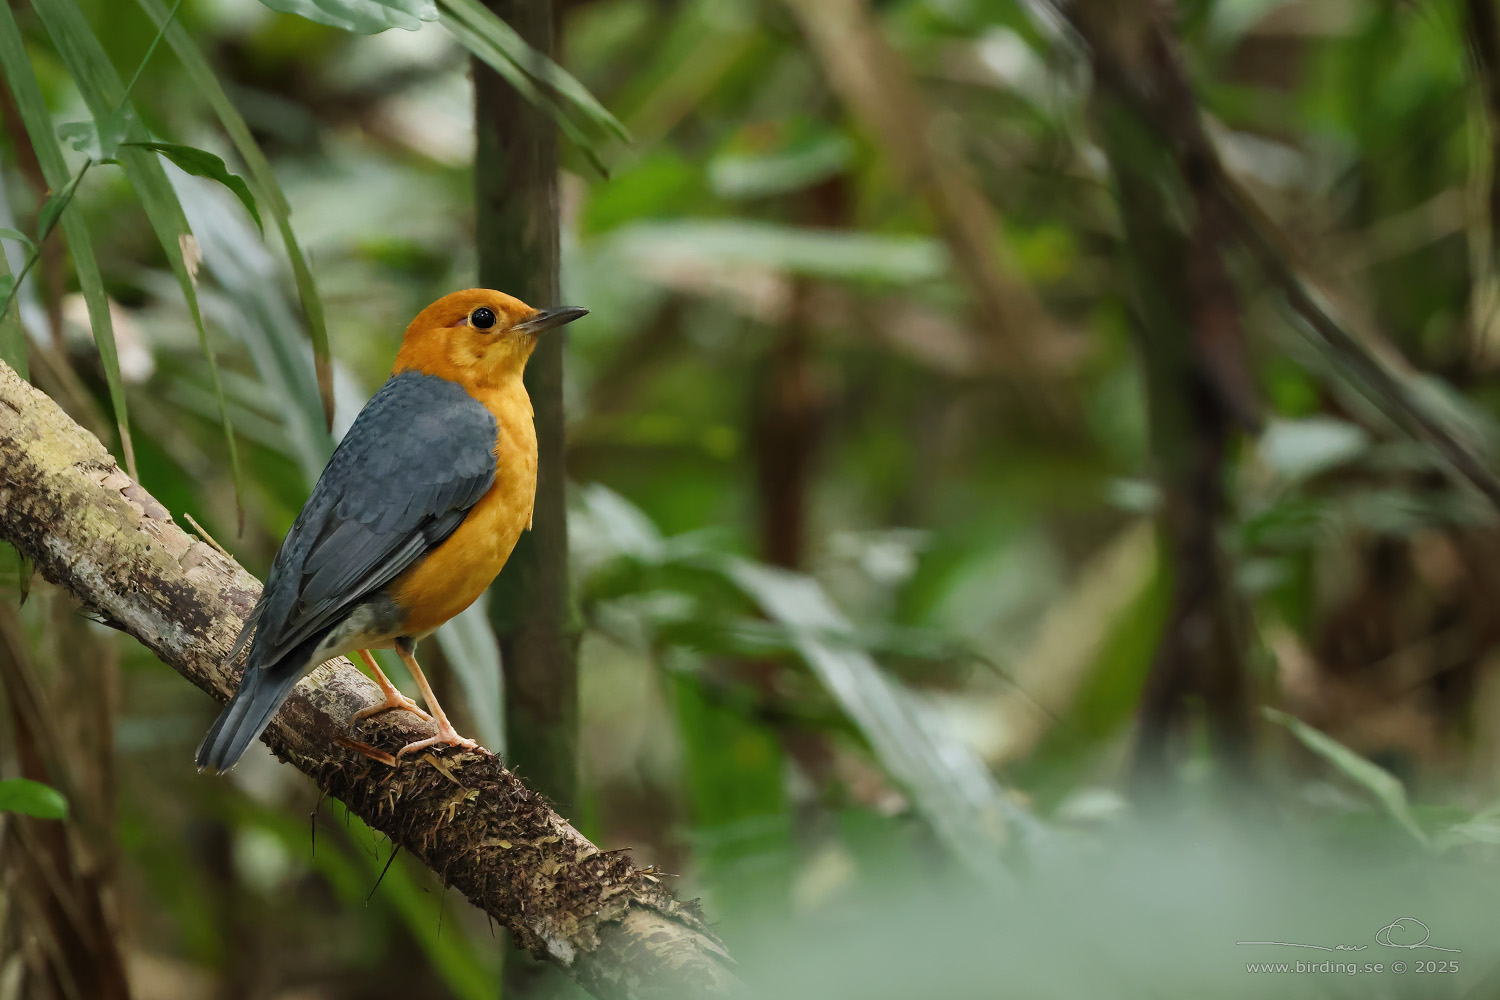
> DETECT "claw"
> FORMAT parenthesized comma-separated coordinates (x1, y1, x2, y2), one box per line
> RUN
(350, 690, 432, 724)
(397, 724, 479, 758)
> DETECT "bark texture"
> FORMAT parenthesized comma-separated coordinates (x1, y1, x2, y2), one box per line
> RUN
(0, 360, 741, 1000)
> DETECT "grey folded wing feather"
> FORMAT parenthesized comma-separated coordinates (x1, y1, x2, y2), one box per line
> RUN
(238, 371, 497, 669)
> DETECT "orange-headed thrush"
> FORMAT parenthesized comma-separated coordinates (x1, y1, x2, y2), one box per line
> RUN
(196, 289, 587, 771)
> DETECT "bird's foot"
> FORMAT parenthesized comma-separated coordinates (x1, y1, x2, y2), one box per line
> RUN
(350, 690, 432, 725)
(396, 723, 480, 758)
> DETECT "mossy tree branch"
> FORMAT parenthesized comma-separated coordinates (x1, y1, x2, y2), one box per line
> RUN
(0, 360, 741, 1000)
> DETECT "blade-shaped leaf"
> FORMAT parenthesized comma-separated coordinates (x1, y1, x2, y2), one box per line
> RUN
(1265, 708, 1430, 846)
(36, 164, 90, 240)
(437, 0, 627, 143)
(170, 173, 333, 481)
(31, 0, 242, 518)
(256, 0, 436, 33)
(0, 235, 26, 380)
(135, 0, 334, 430)
(250, 0, 629, 168)
(57, 108, 131, 159)
(727, 558, 1033, 880)
(611, 220, 948, 283)
(0, 1, 134, 475)
(0, 777, 67, 819)
(0, 228, 34, 255)
(438, 11, 606, 173)
(124, 141, 262, 233)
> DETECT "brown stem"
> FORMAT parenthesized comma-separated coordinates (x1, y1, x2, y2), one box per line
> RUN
(0, 360, 742, 1000)
(1084, 7, 1256, 784)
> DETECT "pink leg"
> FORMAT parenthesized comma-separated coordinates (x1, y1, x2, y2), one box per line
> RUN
(350, 648, 432, 723)
(393, 644, 479, 757)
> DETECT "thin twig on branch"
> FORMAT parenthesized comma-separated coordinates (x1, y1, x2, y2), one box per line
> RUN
(0, 360, 742, 1000)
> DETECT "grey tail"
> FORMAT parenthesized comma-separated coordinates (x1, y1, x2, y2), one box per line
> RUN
(195, 664, 301, 773)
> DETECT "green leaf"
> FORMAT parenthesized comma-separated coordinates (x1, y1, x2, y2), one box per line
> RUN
(30, 0, 241, 517)
(135, 0, 335, 430)
(251, 0, 632, 165)
(437, 0, 628, 150)
(1257, 417, 1370, 483)
(255, 0, 435, 33)
(0, 228, 34, 254)
(0, 248, 24, 381)
(609, 220, 948, 284)
(0, 778, 67, 819)
(123, 141, 262, 234)
(0, 2, 133, 473)
(36, 164, 90, 241)
(725, 556, 1032, 880)
(57, 108, 131, 159)
(1265, 708, 1430, 846)
(709, 132, 855, 200)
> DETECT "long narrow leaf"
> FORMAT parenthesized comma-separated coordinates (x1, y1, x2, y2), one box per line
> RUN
(0, 230, 25, 380)
(727, 558, 1033, 881)
(437, 13, 601, 175)
(135, 0, 335, 431)
(0, 777, 67, 819)
(250, 0, 627, 154)
(256, 0, 434, 33)
(124, 141, 262, 233)
(437, 0, 627, 143)
(0, 1, 135, 475)
(31, 0, 242, 518)
(1265, 708, 1430, 846)
(172, 176, 332, 481)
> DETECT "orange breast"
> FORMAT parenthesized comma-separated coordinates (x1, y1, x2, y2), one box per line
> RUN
(389, 383, 537, 637)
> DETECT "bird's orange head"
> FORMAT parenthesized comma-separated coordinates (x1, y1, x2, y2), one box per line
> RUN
(392, 289, 586, 387)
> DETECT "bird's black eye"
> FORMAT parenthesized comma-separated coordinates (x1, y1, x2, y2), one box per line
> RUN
(470, 307, 497, 330)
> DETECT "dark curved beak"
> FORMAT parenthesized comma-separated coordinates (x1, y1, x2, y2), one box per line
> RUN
(515, 305, 588, 335)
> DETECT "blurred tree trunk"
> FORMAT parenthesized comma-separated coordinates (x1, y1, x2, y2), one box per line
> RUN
(1081, 4, 1257, 786)
(473, 3, 579, 995)
(746, 179, 839, 800)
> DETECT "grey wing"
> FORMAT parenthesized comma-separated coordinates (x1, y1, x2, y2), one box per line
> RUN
(241, 372, 497, 668)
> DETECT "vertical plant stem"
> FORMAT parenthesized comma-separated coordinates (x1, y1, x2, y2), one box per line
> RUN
(1466, 0, 1500, 242)
(1083, 3, 1256, 787)
(473, 1, 579, 992)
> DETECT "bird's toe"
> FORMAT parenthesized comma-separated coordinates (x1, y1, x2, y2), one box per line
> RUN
(396, 730, 480, 758)
(350, 692, 433, 725)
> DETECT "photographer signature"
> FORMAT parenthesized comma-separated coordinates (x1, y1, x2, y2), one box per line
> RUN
(1237, 917, 1460, 954)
